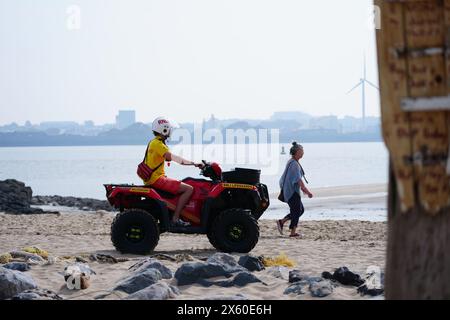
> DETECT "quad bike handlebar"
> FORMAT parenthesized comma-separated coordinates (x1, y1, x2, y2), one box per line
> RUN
(199, 160, 222, 182)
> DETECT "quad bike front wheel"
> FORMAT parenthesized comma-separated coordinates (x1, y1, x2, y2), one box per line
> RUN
(111, 209, 160, 255)
(209, 208, 260, 253)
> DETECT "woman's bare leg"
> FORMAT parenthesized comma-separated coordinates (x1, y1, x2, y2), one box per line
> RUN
(172, 183, 194, 222)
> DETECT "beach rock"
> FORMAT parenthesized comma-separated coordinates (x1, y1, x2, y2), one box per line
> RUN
(284, 281, 309, 295)
(0, 267, 37, 299)
(174, 255, 254, 287)
(238, 255, 265, 272)
(114, 269, 162, 294)
(266, 266, 290, 280)
(228, 271, 265, 287)
(31, 195, 114, 212)
(12, 288, 63, 300)
(94, 291, 127, 300)
(322, 271, 334, 280)
(207, 271, 265, 288)
(309, 280, 333, 298)
(331, 267, 364, 287)
(307, 276, 325, 283)
(125, 282, 180, 300)
(174, 262, 232, 286)
(206, 253, 246, 273)
(2, 262, 30, 272)
(289, 270, 309, 283)
(0, 179, 45, 214)
(203, 294, 249, 300)
(284, 275, 328, 296)
(129, 258, 172, 279)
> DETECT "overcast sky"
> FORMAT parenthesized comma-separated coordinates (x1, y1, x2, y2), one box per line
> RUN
(0, 0, 380, 125)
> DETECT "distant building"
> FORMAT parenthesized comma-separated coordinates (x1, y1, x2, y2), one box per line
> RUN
(84, 120, 95, 128)
(309, 116, 341, 132)
(45, 128, 61, 136)
(0, 122, 19, 133)
(39, 121, 79, 131)
(364, 117, 381, 134)
(338, 116, 381, 133)
(339, 116, 361, 133)
(270, 111, 312, 128)
(115, 110, 136, 129)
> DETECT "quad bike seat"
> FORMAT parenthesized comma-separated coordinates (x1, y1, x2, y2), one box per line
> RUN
(150, 187, 178, 199)
(128, 184, 177, 199)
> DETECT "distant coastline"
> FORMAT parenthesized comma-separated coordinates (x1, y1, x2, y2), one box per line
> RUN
(0, 130, 382, 147)
(0, 112, 382, 147)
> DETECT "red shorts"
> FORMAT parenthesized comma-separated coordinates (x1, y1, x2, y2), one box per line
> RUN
(151, 176, 181, 195)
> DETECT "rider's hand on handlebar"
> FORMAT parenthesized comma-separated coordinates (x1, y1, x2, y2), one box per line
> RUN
(194, 163, 205, 169)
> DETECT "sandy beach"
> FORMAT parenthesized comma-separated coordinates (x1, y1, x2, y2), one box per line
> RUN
(0, 183, 387, 300)
(0, 208, 386, 300)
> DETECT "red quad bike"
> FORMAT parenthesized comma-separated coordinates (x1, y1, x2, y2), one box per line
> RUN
(104, 161, 270, 254)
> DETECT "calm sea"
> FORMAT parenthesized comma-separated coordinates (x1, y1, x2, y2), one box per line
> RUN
(0, 142, 388, 200)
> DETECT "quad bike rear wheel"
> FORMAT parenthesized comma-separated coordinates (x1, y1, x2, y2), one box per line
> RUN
(209, 208, 259, 253)
(111, 209, 159, 254)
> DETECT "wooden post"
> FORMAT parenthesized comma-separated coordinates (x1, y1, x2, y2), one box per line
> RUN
(375, 0, 450, 299)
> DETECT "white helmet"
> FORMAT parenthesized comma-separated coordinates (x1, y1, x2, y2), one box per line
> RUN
(152, 117, 173, 137)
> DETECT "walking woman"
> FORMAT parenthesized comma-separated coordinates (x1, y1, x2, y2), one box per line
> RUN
(277, 142, 313, 237)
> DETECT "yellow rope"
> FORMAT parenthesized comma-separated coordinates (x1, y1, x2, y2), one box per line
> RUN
(261, 253, 296, 268)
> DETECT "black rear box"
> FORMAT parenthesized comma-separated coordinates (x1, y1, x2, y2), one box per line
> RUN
(222, 168, 261, 185)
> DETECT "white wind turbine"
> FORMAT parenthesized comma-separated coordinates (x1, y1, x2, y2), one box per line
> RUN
(347, 55, 379, 131)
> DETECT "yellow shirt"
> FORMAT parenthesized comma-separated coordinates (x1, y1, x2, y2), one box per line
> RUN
(144, 136, 169, 185)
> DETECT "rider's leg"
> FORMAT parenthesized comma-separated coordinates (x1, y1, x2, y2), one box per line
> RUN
(172, 183, 194, 223)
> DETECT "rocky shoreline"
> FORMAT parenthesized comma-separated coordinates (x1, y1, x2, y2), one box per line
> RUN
(31, 195, 114, 212)
(0, 251, 384, 300)
(0, 179, 114, 214)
